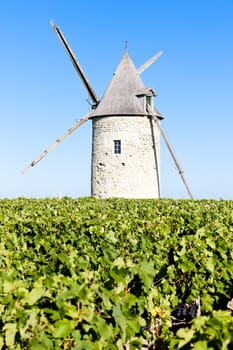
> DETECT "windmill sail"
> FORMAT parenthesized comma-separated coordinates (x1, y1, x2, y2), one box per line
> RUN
(50, 21, 99, 106)
(147, 105, 193, 199)
(137, 51, 163, 75)
(22, 112, 92, 174)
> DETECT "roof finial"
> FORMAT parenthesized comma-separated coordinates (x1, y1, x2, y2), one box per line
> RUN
(125, 40, 128, 55)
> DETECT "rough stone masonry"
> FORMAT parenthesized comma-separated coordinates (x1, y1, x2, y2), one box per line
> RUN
(91, 116, 160, 198)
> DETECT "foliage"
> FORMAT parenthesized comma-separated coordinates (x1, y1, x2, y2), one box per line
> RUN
(0, 197, 233, 349)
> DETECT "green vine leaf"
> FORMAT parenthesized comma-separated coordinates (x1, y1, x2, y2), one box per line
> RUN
(4, 323, 17, 347)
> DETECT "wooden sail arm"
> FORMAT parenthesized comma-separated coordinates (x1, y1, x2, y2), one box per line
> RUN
(50, 21, 99, 106)
(147, 105, 194, 199)
(22, 112, 91, 174)
(137, 51, 163, 75)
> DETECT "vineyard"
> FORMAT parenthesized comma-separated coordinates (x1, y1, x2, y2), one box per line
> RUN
(0, 197, 233, 349)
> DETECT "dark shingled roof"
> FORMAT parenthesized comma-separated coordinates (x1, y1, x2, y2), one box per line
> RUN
(91, 52, 162, 118)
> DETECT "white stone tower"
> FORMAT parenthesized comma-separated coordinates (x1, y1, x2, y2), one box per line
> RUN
(90, 52, 163, 198)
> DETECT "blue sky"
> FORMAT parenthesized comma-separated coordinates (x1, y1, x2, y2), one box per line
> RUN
(1, 0, 233, 199)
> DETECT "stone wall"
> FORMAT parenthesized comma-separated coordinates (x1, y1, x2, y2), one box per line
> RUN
(91, 116, 160, 198)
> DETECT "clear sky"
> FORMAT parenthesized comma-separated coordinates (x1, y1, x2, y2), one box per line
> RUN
(1, 0, 233, 199)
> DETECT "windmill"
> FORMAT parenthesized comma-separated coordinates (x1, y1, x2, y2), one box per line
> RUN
(23, 21, 193, 199)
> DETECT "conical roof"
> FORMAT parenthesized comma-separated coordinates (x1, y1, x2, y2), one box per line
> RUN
(91, 52, 162, 118)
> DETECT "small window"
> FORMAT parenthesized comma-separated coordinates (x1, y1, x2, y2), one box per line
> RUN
(146, 96, 151, 108)
(114, 140, 121, 154)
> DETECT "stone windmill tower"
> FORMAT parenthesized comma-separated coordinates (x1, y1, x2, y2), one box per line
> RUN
(23, 22, 193, 199)
(90, 50, 162, 198)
